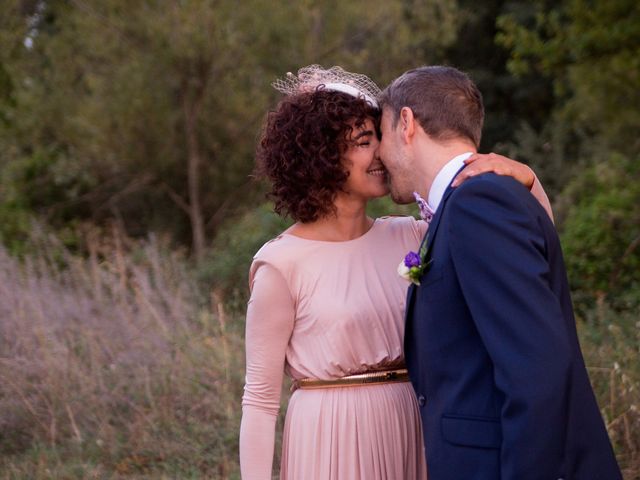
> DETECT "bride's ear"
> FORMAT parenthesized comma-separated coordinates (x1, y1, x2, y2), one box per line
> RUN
(399, 107, 415, 143)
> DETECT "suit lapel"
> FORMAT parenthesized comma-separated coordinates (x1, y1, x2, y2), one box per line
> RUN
(404, 283, 416, 333)
(417, 163, 466, 260)
(403, 280, 417, 359)
(423, 183, 455, 256)
(404, 171, 462, 335)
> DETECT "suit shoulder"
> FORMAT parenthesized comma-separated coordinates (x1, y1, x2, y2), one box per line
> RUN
(447, 173, 554, 239)
(449, 172, 534, 206)
(456, 172, 525, 192)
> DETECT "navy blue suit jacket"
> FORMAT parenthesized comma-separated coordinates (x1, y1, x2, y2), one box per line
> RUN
(404, 173, 621, 480)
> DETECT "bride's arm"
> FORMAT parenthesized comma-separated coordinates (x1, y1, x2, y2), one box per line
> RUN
(528, 175, 554, 223)
(240, 260, 295, 480)
(452, 153, 554, 223)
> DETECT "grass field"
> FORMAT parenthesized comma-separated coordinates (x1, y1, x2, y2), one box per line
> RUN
(0, 234, 637, 479)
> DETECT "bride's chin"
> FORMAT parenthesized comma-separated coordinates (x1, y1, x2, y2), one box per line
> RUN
(367, 188, 391, 200)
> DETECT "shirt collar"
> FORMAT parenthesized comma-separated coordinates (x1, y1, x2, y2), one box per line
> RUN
(427, 152, 473, 211)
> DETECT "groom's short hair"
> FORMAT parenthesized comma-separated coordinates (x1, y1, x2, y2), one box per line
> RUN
(380, 66, 484, 148)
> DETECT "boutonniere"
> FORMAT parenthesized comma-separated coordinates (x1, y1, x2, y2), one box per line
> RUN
(397, 238, 432, 286)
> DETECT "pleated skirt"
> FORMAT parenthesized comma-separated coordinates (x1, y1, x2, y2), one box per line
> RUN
(280, 382, 428, 479)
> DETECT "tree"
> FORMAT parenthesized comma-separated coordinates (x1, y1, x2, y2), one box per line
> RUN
(497, 0, 640, 159)
(560, 153, 640, 317)
(0, 0, 461, 255)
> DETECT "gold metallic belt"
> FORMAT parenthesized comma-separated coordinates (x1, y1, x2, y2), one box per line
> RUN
(292, 367, 409, 391)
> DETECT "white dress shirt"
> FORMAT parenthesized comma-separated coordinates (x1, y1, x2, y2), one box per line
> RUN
(427, 152, 473, 212)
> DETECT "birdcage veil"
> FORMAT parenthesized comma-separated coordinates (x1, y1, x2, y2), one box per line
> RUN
(272, 65, 382, 109)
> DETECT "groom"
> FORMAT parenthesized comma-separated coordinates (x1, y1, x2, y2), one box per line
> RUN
(378, 66, 622, 480)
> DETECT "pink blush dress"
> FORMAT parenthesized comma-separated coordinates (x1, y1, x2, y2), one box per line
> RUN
(240, 216, 429, 480)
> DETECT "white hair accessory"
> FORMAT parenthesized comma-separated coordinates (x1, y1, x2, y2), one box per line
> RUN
(272, 65, 382, 109)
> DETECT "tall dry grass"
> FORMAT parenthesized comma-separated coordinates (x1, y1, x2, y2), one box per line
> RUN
(0, 228, 637, 479)
(0, 230, 244, 479)
(579, 300, 640, 480)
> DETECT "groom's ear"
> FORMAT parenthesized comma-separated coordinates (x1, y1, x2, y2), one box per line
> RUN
(399, 107, 416, 143)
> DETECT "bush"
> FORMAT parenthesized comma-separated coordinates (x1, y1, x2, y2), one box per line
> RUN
(559, 153, 640, 317)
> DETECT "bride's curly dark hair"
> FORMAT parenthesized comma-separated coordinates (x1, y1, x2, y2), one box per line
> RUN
(256, 89, 379, 223)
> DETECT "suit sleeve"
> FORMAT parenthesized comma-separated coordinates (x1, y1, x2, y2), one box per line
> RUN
(447, 177, 570, 479)
(239, 260, 295, 480)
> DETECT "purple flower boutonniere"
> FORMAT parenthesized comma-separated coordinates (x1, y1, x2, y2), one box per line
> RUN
(398, 239, 432, 286)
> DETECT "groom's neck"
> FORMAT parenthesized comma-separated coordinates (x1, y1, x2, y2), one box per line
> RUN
(414, 137, 477, 198)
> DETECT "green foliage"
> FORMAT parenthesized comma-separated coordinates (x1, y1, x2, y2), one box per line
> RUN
(0, 0, 459, 251)
(0, 203, 30, 255)
(442, 1, 555, 153)
(497, 0, 640, 157)
(559, 153, 640, 315)
(199, 203, 291, 307)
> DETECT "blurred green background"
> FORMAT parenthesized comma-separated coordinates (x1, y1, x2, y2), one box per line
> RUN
(0, 0, 638, 478)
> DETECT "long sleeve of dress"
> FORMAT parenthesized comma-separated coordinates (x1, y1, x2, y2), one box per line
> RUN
(530, 174, 554, 223)
(240, 260, 296, 480)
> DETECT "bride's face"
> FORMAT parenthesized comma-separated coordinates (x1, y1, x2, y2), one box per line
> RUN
(340, 117, 389, 201)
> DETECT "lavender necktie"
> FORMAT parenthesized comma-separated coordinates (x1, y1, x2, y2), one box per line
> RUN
(413, 192, 435, 224)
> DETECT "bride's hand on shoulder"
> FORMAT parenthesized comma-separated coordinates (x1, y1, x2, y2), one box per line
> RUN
(451, 153, 535, 189)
